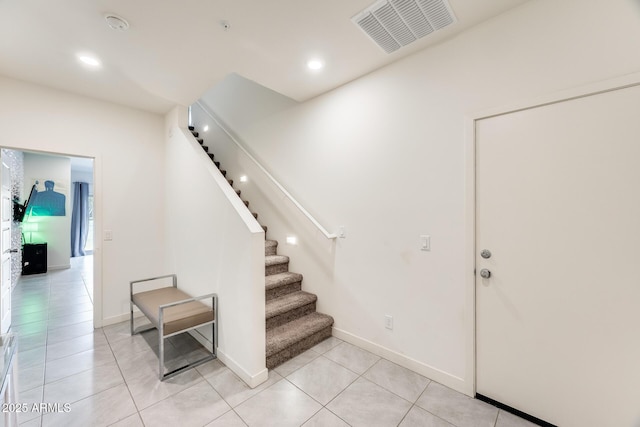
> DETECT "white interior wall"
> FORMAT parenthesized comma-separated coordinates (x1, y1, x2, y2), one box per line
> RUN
(198, 0, 640, 393)
(164, 109, 267, 387)
(23, 152, 71, 269)
(0, 76, 166, 325)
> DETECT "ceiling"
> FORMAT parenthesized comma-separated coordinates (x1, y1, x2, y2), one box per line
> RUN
(0, 0, 529, 114)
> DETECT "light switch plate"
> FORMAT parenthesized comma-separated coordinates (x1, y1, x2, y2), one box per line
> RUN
(385, 315, 393, 330)
(420, 235, 430, 251)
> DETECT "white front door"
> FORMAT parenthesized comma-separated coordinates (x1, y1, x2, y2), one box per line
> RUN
(0, 158, 11, 333)
(476, 84, 640, 427)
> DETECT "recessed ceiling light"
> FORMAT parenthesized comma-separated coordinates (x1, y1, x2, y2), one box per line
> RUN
(307, 59, 324, 70)
(105, 14, 129, 31)
(78, 55, 101, 68)
(203, 125, 209, 132)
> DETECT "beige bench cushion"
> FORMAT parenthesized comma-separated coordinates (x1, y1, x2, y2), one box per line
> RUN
(132, 287, 214, 336)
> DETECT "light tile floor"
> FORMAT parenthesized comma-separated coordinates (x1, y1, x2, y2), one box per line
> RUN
(10, 256, 538, 427)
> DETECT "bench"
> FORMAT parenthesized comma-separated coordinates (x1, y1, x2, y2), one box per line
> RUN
(130, 274, 218, 380)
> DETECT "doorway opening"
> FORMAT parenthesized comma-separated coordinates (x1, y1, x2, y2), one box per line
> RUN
(3, 148, 97, 334)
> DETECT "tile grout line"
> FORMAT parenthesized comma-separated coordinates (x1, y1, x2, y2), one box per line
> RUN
(15, 265, 105, 425)
(229, 408, 249, 427)
(46, 265, 139, 426)
(105, 325, 225, 424)
(396, 404, 416, 426)
(104, 327, 147, 426)
(14, 261, 517, 427)
(39, 275, 51, 427)
(280, 352, 408, 427)
(273, 339, 440, 426)
(492, 408, 500, 427)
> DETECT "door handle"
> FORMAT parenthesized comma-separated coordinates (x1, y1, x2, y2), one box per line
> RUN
(480, 269, 491, 279)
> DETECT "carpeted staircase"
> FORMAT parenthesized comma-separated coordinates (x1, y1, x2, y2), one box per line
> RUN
(189, 126, 334, 369)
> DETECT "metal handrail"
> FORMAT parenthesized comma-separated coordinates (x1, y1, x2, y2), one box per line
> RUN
(193, 101, 337, 240)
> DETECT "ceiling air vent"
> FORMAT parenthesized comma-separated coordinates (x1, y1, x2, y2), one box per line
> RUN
(352, 0, 456, 54)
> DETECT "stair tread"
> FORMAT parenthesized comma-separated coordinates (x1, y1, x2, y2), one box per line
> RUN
(266, 312, 334, 357)
(265, 272, 303, 290)
(184, 126, 330, 367)
(265, 255, 289, 267)
(266, 291, 317, 319)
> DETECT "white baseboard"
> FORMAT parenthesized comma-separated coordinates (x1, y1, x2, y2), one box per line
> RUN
(218, 350, 268, 389)
(102, 311, 144, 327)
(188, 330, 269, 389)
(100, 313, 273, 391)
(332, 327, 469, 396)
(48, 264, 71, 271)
(187, 329, 268, 389)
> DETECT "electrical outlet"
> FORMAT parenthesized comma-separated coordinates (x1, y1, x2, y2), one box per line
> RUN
(385, 315, 393, 330)
(104, 230, 113, 241)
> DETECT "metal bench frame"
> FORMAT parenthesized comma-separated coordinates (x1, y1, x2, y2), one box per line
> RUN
(130, 274, 218, 380)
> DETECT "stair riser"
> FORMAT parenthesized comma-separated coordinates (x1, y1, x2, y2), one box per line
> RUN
(265, 246, 277, 256)
(266, 327, 332, 369)
(191, 122, 331, 371)
(266, 262, 288, 276)
(266, 302, 316, 330)
(266, 281, 301, 301)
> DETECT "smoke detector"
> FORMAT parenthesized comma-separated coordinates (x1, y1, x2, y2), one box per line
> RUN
(105, 14, 130, 31)
(352, 0, 456, 54)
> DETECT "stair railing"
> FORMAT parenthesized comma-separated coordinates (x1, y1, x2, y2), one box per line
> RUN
(194, 101, 337, 240)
